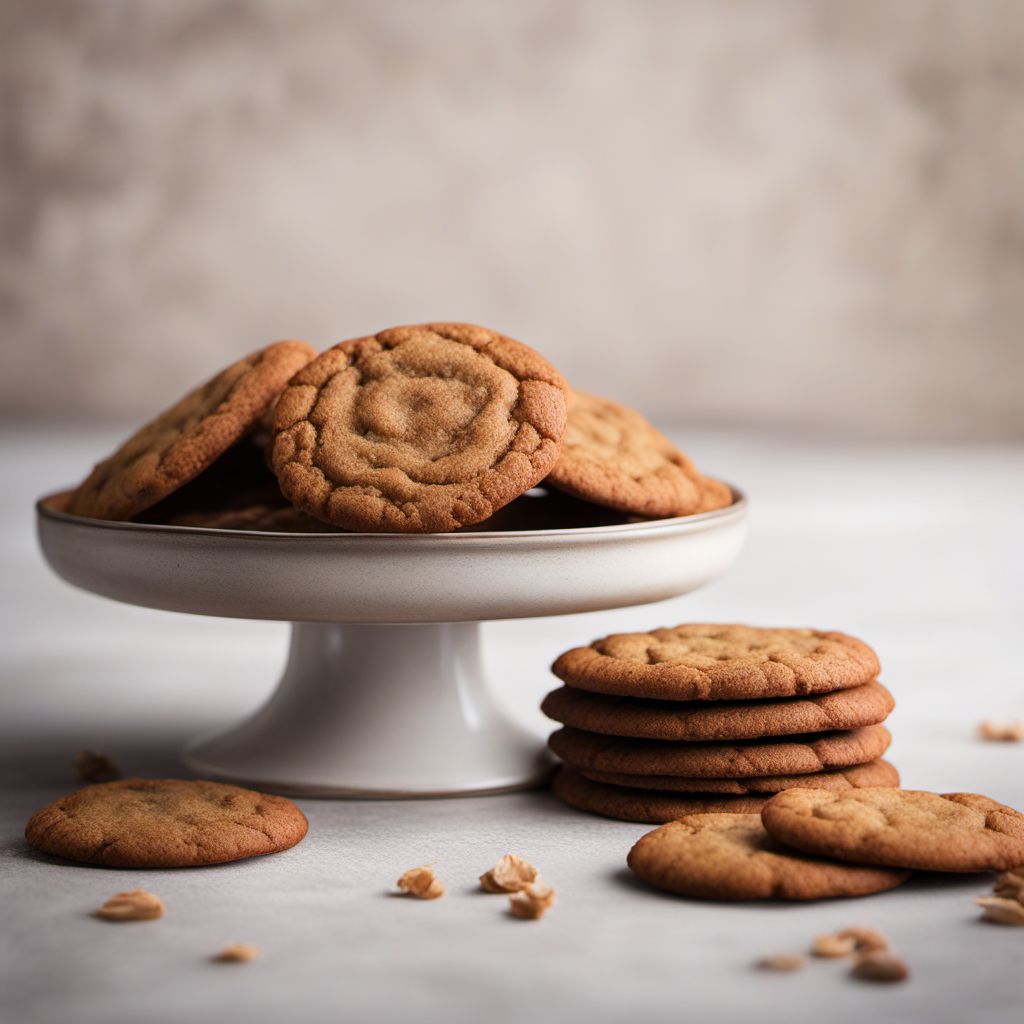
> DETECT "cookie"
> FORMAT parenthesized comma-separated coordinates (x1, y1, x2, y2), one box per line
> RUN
(545, 389, 732, 518)
(66, 341, 317, 521)
(580, 757, 900, 794)
(541, 681, 894, 741)
(627, 813, 910, 900)
(548, 724, 891, 778)
(24, 778, 308, 868)
(552, 766, 769, 823)
(163, 504, 339, 532)
(552, 624, 881, 701)
(271, 323, 567, 533)
(761, 788, 1024, 873)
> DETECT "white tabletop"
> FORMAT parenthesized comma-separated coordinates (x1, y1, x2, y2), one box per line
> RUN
(2, 425, 1022, 1024)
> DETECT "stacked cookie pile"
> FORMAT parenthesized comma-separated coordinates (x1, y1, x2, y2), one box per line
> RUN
(544, 624, 898, 823)
(60, 323, 732, 533)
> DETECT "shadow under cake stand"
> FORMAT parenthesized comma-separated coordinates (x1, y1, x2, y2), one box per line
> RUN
(36, 490, 747, 797)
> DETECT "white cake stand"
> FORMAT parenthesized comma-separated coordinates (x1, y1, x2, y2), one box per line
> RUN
(36, 491, 747, 797)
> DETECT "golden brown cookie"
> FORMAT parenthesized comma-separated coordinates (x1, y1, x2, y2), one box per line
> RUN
(552, 624, 881, 701)
(580, 757, 899, 794)
(541, 681, 894, 741)
(548, 724, 891, 778)
(271, 323, 567, 533)
(66, 342, 317, 521)
(761, 788, 1024, 873)
(627, 813, 910, 900)
(24, 778, 308, 868)
(163, 504, 340, 532)
(552, 766, 768, 823)
(545, 389, 731, 518)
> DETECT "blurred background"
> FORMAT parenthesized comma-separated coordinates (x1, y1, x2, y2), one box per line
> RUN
(2, 0, 1022, 439)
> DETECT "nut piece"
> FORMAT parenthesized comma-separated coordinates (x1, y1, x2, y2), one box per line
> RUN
(214, 943, 261, 962)
(993, 871, 1024, 902)
(756, 954, 805, 972)
(508, 881, 556, 920)
(851, 952, 909, 983)
(978, 720, 1024, 742)
(810, 933, 857, 958)
(74, 750, 121, 783)
(479, 854, 539, 893)
(397, 866, 444, 900)
(96, 890, 165, 922)
(836, 926, 890, 954)
(976, 896, 1024, 926)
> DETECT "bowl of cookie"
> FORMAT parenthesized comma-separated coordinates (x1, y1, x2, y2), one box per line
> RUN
(36, 323, 747, 797)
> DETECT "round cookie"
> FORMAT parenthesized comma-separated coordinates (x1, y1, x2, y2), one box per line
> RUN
(627, 813, 910, 900)
(24, 778, 308, 868)
(552, 767, 769, 823)
(761, 788, 1024, 873)
(271, 323, 567, 533)
(552, 624, 881, 701)
(548, 724, 891, 778)
(541, 681, 894, 741)
(66, 341, 317, 521)
(164, 504, 341, 532)
(545, 388, 732, 518)
(581, 757, 900, 794)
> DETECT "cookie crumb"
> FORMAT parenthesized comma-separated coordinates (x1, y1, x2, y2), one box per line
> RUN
(978, 720, 1024, 742)
(397, 866, 444, 900)
(993, 871, 1024, 902)
(96, 890, 164, 922)
(836, 926, 890, 954)
(74, 750, 120, 783)
(976, 896, 1024, 926)
(214, 943, 261, 962)
(508, 880, 555, 920)
(756, 954, 805, 972)
(810, 933, 857, 958)
(851, 952, 909, 983)
(479, 854, 539, 893)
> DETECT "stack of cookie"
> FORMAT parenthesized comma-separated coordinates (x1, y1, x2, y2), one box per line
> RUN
(543, 624, 898, 823)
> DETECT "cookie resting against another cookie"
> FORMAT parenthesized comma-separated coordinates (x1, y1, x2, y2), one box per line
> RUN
(761, 788, 1024, 873)
(552, 624, 881, 701)
(627, 813, 910, 900)
(546, 389, 731, 518)
(271, 323, 568, 533)
(66, 341, 317, 521)
(24, 779, 308, 868)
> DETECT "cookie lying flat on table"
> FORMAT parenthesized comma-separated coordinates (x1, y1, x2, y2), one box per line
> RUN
(552, 624, 881, 701)
(541, 681, 894, 742)
(761, 788, 1024, 873)
(66, 341, 317, 521)
(552, 767, 769, 823)
(545, 388, 731, 518)
(580, 757, 899, 794)
(24, 779, 308, 868)
(271, 323, 567, 533)
(627, 813, 910, 900)
(548, 724, 891, 778)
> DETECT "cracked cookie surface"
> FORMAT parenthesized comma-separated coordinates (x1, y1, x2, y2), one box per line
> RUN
(627, 813, 910, 900)
(547, 724, 891, 777)
(270, 323, 567, 532)
(761, 788, 1024, 872)
(546, 389, 731, 518)
(552, 624, 881, 701)
(541, 681, 893, 741)
(24, 778, 308, 868)
(66, 342, 317, 521)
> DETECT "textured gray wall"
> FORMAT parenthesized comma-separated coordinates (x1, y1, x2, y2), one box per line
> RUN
(1, 0, 1022, 438)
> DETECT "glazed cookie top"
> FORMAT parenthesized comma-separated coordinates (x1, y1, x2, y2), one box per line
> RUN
(541, 681, 894, 742)
(66, 341, 317, 521)
(627, 813, 910, 901)
(271, 323, 567, 532)
(547, 724, 891, 778)
(546, 389, 731, 518)
(552, 624, 881, 701)
(24, 778, 308, 868)
(761, 788, 1024, 873)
